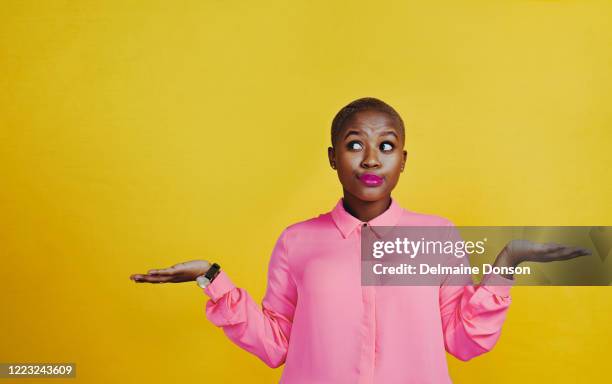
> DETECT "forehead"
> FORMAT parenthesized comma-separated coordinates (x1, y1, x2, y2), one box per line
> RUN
(341, 110, 402, 138)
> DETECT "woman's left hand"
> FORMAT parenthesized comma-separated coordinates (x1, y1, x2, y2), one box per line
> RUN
(130, 260, 211, 284)
(497, 239, 592, 267)
(490, 240, 592, 280)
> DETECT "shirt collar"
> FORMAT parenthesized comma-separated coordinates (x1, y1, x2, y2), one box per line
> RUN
(331, 197, 404, 238)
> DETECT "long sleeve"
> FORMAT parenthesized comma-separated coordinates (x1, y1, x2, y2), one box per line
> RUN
(202, 229, 298, 368)
(438, 225, 514, 361)
(439, 273, 513, 361)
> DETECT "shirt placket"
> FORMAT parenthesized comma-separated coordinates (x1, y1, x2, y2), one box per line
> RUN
(356, 222, 376, 384)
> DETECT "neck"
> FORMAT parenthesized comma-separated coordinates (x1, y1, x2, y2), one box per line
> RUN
(342, 191, 392, 222)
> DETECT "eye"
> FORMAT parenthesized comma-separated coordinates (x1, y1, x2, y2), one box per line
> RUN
(380, 142, 394, 152)
(347, 141, 363, 151)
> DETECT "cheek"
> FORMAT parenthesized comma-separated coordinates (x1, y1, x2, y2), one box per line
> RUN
(383, 155, 403, 171)
(337, 153, 361, 171)
(382, 157, 403, 185)
(337, 166, 356, 182)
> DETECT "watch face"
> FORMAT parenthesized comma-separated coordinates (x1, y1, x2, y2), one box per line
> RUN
(206, 264, 220, 280)
(196, 275, 211, 288)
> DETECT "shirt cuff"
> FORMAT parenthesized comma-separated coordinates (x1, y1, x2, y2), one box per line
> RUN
(480, 273, 515, 297)
(203, 270, 236, 302)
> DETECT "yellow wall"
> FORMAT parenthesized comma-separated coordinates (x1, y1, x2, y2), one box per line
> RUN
(1, 1, 610, 383)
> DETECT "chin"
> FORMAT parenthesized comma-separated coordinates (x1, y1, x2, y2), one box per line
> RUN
(351, 188, 390, 202)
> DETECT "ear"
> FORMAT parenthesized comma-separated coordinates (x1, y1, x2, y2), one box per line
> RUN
(400, 150, 408, 172)
(328, 146, 336, 170)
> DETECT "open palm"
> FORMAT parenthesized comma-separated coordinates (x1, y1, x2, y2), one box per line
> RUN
(130, 260, 210, 284)
(504, 239, 591, 264)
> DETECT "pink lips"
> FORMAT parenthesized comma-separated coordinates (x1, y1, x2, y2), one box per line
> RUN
(359, 173, 384, 187)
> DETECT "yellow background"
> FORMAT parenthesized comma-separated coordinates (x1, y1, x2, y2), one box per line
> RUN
(1, 1, 611, 383)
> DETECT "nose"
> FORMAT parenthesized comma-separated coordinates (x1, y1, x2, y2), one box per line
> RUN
(360, 146, 381, 169)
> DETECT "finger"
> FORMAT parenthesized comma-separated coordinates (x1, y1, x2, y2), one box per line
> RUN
(547, 247, 592, 261)
(132, 274, 173, 283)
(130, 274, 152, 281)
(153, 264, 182, 274)
(148, 268, 175, 276)
(564, 247, 592, 259)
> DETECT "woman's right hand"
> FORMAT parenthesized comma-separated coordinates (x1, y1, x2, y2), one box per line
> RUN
(130, 260, 211, 284)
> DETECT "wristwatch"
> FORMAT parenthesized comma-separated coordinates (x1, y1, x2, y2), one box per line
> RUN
(196, 263, 221, 288)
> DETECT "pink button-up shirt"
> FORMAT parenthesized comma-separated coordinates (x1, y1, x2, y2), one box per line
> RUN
(203, 198, 513, 383)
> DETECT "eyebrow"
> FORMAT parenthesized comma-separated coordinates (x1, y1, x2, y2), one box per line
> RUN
(380, 130, 399, 138)
(344, 130, 399, 139)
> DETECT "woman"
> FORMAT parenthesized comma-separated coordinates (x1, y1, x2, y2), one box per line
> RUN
(130, 98, 589, 383)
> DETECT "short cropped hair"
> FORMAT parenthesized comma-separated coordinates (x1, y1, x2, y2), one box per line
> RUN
(330, 97, 405, 147)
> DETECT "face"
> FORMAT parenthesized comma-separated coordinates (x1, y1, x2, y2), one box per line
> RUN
(328, 110, 407, 202)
